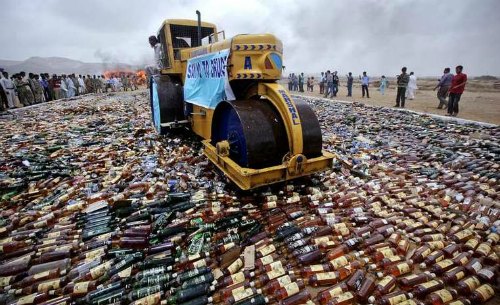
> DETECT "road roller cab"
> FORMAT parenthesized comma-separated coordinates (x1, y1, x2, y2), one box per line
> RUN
(150, 18, 334, 190)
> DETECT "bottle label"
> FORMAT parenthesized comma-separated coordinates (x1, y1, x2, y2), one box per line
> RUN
(427, 241, 445, 250)
(74, 281, 90, 294)
(17, 293, 36, 305)
(136, 292, 161, 305)
(233, 288, 255, 302)
(267, 260, 283, 271)
(230, 272, 245, 284)
(437, 259, 453, 268)
(397, 263, 411, 274)
(266, 201, 277, 209)
(38, 279, 60, 291)
(90, 261, 111, 279)
(388, 256, 402, 262)
(192, 259, 207, 268)
(471, 261, 482, 272)
(476, 243, 491, 255)
(378, 275, 393, 286)
(336, 292, 354, 302)
(328, 286, 344, 297)
(283, 282, 300, 296)
(258, 245, 276, 257)
(85, 247, 107, 260)
(309, 264, 325, 272)
(475, 284, 494, 300)
(402, 274, 418, 280)
(338, 227, 350, 236)
(421, 280, 440, 289)
(277, 275, 292, 287)
(379, 248, 395, 258)
(227, 258, 243, 274)
(33, 270, 51, 280)
(387, 294, 407, 305)
(330, 256, 348, 269)
(478, 269, 494, 279)
(0, 276, 12, 286)
(259, 255, 274, 266)
(118, 266, 132, 278)
(313, 237, 330, 245)
(463, 276, 480, 290)
(316, 272, 338, 281)
(267, 268, 286, 280)
(435, 289, 453, 302)
(465, 238, 479, 248)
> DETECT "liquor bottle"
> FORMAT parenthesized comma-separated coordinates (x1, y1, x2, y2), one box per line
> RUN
(372, 291, 413, 305)
(233, 295, 268, 305)
(476, 266, 497, 283)
(273, 280, 305, 301)
(328, 252, 363, 270)
(411, 245, 432, 263)
(474, 242, 492, 257)
(441, 266, 466, 284)
(279, 289, 311, 305)
(411, 279, 445, 298)
(455, 276, 481, 295)
(300, 263, 332, 277)
(398, 272, 435, 291)
(62, 280, 98, 297)
(442, 243, 460, 258)
(225, 287, 262, 304)
(425, 288, 458, 305)
(469, 284, 495, 303)
(356, 273, 376, 302)
(464, 257, 483, 275)
(372, 275, 397, 298)
(377, 260, 413, 278)
(346, 269, 365, 291)
(307, 269, 351, 287)
(426, 259, 454, 275)
(6, 291, 54, 305)
(167, 283, 215, 304)
(262, 274, 297, 294)
(328, 291, 356, 305)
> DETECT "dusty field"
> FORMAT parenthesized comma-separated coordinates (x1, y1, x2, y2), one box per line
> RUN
(286, 78, 500, 125)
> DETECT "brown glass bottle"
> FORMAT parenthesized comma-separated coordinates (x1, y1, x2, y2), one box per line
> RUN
(441, 266, 466, 284)
(469, 283, 495, 303)
(315, 282, 349, 305)
(425, 288, 458, 305)
(412, 279, 445, 298)
(356, 273, 376, 302)
(455, 276, 481, 295)
(398, 272, 435, 291)
(273, 280, 305, 301)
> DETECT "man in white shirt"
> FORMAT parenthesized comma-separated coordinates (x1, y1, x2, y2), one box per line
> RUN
(1, 72, 16, 108)
(406, 72, 418, 100)
(361, 71, 370, 98)
(78, 75, 86, 94)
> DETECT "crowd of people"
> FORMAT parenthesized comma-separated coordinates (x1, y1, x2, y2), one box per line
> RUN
(0, 70, 140, 111)
(288, 65, 467, 117)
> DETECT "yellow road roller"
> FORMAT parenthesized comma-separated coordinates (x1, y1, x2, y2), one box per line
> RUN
(149, 16, 334, 190)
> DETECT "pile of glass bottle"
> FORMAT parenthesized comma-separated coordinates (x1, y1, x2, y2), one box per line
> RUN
(0, 92, 498, 305)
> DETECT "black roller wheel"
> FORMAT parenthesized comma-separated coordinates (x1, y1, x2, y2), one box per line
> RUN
(149, 75, 185, 135)
(294, 99, 323, 158)
(211, 99, 288, 169)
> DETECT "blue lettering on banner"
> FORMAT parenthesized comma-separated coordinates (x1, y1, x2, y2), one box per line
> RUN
(184, 49, 235, 109)
(244, 56, 252, 69)
(278, 90, 300, 125)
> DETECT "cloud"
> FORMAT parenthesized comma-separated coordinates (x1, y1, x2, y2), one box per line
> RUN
(1, 0, 499, 76)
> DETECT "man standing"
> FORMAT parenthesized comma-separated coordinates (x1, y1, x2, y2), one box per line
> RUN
(447, 65, 467, 117)
(16, 73, 35, 106)
(332, 71, 339, 97)
(1, 72, 16, 108)
(298, 73, 304, 92)
(434, 68, 453, 109)
(406, 72, 418, 100)
(361, 71, 369, 98)
(395, 67, 409, 108)
(324, 70, 333, 98)
(33, 75, 46, 103)
(78, 75, 86, 95)
(346, 72, 353, 97)
(60, 75, 68, 98)
(319, 72, 325, 95)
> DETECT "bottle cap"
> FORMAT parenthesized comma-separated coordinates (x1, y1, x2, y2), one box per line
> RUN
(419, 263, 426, 269)
(368, 264, 377, 270)
(376, 272, 384, 278)
(264, 297, 269, 302)
(256, 288, 262, 294)
(207, 297, 213, 303)
(368, 296, 375, 303)
(171, 272, 177, 278)
(211, 280, 218, 286)
(250, 271, 255, 277)
(407, 292, 414, 298)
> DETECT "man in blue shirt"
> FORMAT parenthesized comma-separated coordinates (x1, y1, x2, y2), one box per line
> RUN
(433, 67, 453, 109)
(361, 71, 369, 98)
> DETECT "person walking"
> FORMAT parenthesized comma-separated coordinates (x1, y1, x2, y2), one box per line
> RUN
(361, 71, 369, 98)
(346, 72, 353, 97)
(447, 65, 467, 117)
(379, 76, 388, 95)
(433, 68, 453, 109)
(406, 72, 418, 99)
(395, 67, 409, 108)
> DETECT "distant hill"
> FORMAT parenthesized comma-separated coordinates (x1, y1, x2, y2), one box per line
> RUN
(0, 57, 138, 75)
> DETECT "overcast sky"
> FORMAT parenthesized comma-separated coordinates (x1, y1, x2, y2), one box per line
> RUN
(1, 0, 499, 76)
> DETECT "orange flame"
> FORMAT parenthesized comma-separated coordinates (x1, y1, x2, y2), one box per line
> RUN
(102, 70, 147, 86)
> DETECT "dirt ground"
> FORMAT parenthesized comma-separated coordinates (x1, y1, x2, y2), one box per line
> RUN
(285, 78, 500, 125)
